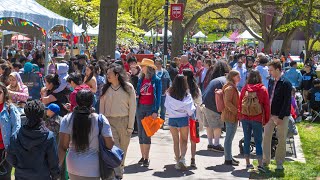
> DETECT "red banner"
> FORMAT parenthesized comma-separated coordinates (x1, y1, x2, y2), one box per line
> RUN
(170, 4, 184, 21)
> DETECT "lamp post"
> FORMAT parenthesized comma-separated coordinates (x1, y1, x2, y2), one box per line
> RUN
(163, 0, 169, 66)
(155, 19, 159, 49)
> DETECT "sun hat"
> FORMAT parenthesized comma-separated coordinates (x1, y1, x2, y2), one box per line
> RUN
(45, 103, 60, 114)
(138, 58, 157, 70)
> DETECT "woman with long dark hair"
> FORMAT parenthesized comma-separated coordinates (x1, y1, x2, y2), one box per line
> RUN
(0, 82, 21, 179)
(136, 59, 161, 167)
(0, 64, 11, 86)
(41, 74, 68, 116)
(182, 69, 202, 168)
(100, 63, 136, 179)
(165, 75, 195, 170)
(59, 89, 114, 180)
(84, 64, 97, 93)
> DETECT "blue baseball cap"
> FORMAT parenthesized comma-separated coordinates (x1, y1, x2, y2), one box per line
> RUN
(45, 103, 60, 114)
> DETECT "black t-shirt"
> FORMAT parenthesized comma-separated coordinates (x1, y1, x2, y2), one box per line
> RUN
(202, 76, 226, 112)
(47, 89, 69, 116)
(301, 72, 317, 90)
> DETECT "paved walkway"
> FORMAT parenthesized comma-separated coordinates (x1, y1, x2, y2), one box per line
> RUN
(124, 125, 305, 180)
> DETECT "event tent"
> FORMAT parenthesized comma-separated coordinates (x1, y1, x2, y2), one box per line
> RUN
(87, 25, 99, 36)
(0, 0, 76, 74)
(214, 36, 234, 43)
(237, 27, 262, 39)
(144, 28, 172, 38)
(11, 34, 30, 41)
(192, 31, 207, 39)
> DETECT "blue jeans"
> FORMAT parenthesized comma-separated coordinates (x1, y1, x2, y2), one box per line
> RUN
(160, 95, 166, 120)
(224, 122, 237, 161)
(241, 120, 263, 159)
(136, 104, 153, 144)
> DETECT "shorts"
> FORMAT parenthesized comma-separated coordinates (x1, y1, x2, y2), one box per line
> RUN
(168, 117, 189, 128)
(203, 107, 224, 128)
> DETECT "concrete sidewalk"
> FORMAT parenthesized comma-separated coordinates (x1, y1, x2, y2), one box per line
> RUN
(123, 125, 305, 180)
(124, 127, 250, 180)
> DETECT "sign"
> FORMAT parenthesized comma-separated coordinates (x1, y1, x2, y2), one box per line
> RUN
(170, 4, 184, 21)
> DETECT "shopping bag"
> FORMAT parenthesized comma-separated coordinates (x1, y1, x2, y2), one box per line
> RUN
(141, 116, 165, 137)
(189, 118, 200, 143)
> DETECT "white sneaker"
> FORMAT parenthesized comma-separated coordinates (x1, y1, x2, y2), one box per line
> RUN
(178, 157, 187, 170)
(175, 162, 181, 170)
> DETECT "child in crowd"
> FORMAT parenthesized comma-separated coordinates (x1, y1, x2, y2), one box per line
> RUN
(45, 103, 62, 142)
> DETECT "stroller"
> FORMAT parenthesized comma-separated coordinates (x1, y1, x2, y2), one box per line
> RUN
(239, 129, 278, 158)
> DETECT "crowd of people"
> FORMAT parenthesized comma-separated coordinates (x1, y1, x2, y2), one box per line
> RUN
(0, 44, 319, 180)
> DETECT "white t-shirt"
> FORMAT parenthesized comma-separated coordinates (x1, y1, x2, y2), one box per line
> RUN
(60, 113, 112, 177)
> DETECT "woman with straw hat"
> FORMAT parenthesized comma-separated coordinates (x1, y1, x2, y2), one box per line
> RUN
(136, 58, 162, 167)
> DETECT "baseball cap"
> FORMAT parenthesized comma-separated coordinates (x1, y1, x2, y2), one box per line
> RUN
(45, 103, 60, 114)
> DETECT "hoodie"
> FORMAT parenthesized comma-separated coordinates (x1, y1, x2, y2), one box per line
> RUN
(53, 63, 69, 93)
(7, 124, 60, 180)
(164, 93, 196, 118)
(239, 84, 270, 125)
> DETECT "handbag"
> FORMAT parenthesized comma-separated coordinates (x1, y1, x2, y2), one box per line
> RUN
(189, 118, 200, 143)
(97, 114, 124, 178)
(141, 116, 164, 137)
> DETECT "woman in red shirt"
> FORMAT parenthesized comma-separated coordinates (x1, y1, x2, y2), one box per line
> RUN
(136, 59, 161, 167)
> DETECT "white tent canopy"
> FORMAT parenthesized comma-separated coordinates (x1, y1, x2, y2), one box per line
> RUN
(215, 36, 234, 43)
(192, 31, 207, 38)
(144, 28, 172, 38)
(237, 27, 262, 39)
(73, 23, 84, 36)
(0, 0, 76, 75)
(87, 25, 99, 36)
(0, 0, 73, 32)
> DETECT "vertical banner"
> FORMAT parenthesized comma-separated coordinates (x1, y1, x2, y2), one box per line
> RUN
(170, 4, 184, 21)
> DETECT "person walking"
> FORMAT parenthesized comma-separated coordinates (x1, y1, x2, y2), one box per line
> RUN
(0, 82, 21, 180)
(58, 89, 114, 180)
(255, 56, 269, 88)
(136, 58, 161, 167)
(239, 70, 270, 172)
(283, 61, 302, 88)
(263, 60, 292, 170)
(221, 70, 240, 166)
(66, 73, 90, 112)
(202, 61, 230, 152)
(7, 100, 60, 180)
(233, 58, 247, 91)
(182, 69, 202, 168)
(164, 75, 195, 170)
(155, 59, 171, 122)
(100, 63, 136, 179)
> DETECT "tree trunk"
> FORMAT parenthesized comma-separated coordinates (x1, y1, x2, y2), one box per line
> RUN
(97, 0, 119, 59)
(171, 21, 185, 58)
(281, 30, 297, 56)
(263, 39, 273, 55)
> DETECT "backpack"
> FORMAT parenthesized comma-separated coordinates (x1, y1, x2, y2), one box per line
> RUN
(215, 89, 224, 113)
(241, 91, 262, 116)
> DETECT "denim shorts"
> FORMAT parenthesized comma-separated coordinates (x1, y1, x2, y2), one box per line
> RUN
(168, 117, 189, 128)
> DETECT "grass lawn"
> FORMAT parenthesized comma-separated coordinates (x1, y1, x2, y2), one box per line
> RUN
(251, 121, 320, 179)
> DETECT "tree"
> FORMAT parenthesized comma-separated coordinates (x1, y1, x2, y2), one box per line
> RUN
(171, 0, 259, 58)
(97, 0, 119, 59)
(120, 0, 164, 30)
(117, 9, 146, 45)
